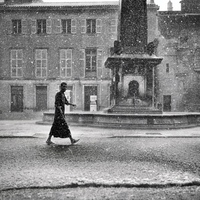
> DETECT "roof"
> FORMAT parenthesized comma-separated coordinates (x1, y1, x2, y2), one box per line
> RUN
(158, 11, 200, 16)
(0, 1, 119, 11)
(0, 1, 119, 7)
(0, 1, 162, 11)
(0, 1, 157, 8)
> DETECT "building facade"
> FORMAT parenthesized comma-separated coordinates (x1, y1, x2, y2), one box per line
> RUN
(0, 0, 119, 116)
(157, 0, 200, 112)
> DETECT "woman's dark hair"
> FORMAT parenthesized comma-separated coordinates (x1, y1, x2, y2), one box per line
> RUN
(60, 82, 67, 87)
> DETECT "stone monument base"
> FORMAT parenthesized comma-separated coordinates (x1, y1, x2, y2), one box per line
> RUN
(105, 105, 162, 114)
(38, 111, 200, 129)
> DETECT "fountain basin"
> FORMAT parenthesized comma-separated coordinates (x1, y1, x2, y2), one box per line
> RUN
(38, 111, 200, 129)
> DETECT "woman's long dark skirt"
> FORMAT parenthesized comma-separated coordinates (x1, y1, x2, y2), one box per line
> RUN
(50, 117, 71, 138)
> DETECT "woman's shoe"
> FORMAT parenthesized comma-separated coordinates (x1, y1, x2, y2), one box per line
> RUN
(46, 140, 55, 145)
(71, 139, 80, 144)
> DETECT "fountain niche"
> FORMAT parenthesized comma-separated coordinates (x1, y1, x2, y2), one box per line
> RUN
(105, 0, 162, 114)
(41, 0, 200, 129)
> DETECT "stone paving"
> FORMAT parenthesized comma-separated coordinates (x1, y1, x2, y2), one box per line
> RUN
(1, 120, 200, 194)
(1, 120, 200, 138)
(1, 137, 200, 191)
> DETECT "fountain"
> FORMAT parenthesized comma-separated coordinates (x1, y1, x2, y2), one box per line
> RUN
(105, 0, 162, 114)
(40, 0, 200, 129)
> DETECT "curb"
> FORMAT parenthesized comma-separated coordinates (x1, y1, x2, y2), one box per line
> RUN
(109, 135, 200, 138)
(36, 121, 200, 130)
(1, 135, 200, 138)
(0, 136, 35, 138)
(1, 181, 200, 192)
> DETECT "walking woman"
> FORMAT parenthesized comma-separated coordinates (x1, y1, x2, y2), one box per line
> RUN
(46, 82, 79, 145)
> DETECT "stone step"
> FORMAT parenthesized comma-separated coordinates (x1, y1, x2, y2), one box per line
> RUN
(41, 111, 200, 129)
(108, 105, 162, 114)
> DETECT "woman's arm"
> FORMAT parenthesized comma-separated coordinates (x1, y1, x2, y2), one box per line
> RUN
(65, 96, 76, 107)
(67, 102, 76, 107)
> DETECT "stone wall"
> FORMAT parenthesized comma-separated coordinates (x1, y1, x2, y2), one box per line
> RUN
(158, 12, 200, 111)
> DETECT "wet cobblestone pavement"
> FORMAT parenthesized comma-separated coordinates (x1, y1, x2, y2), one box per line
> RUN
(1, 137, 200, 190)
(1, 121, 200, 199)
(1, 186, 200, 200)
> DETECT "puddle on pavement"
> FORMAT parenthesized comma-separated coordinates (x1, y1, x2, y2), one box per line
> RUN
(191, 133, 200, 136)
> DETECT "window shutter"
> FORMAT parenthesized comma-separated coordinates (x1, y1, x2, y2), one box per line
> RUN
(110, 19, 117, 33)
(79, 49, 85, 78)
(56, 19, 62, 34)
(7, 20, 12, 34)
(96, 19, 102, 33)
(31, 19, 37, 34)
(46, 19, 52, 34)
(71, 19, 76, 34)
(81, 19, 86, 33)
(97, 49, 103, 78)
(18, 50, 23, 77)
(67, 49, 72, 77)
(22, 20, 27, 34)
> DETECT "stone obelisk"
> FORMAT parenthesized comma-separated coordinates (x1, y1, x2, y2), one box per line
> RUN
(120, 0, 147, 54)
(105, 0, 163, 113)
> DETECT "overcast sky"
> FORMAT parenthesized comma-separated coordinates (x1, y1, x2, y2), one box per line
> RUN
(43, 0, 181, 11)
(154, 0, 181, 11)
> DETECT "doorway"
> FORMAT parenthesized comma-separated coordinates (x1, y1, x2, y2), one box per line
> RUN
(84, 86, 97, 111)
(163, 95, 171, 111)
(11, 86, 23, 112)
(36, 86, 47, 111)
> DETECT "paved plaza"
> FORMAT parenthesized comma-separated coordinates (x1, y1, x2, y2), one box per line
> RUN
(1, 120, 200, 138)
(1, 120, 200, 199)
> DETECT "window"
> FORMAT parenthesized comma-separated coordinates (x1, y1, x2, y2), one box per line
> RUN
(166, 63, 169, 73)
(12, 20, 22, 34)
(85, 49, 97, 72)
(35, 49, 47, 77)
(110, 19, 117, 33)
(56, 19, 76, 34)
(60, 49, 72, 77)
(86, 19, 96, 33)
(37, 19, 46, 34)
(79, 48, 103, 78)
(11, 49, 23, 77)
(31, 19, 51, 34)
(61, 19, 71, 33)
(81, 19, 101, 34)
